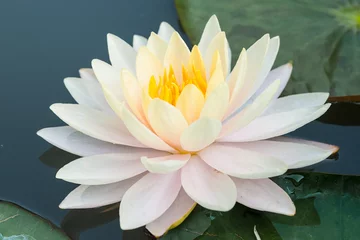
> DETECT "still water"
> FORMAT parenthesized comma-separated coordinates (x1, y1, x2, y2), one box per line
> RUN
(0, 0, 359, 239)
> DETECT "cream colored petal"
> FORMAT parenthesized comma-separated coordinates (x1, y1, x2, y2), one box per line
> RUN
(133, 35, 147, 51)
(141, 88, 152, 120)
(107, 33, 136, 73)
(157, 22, 176, 42)
(200, 82, 229, 121)
(164, 32, 190, 84)
(120, 171, 181, 230)
(199, 143, 288, 179)
(176, 84, 205, 124)
(198, 15, 221, 57)
(206, 52, 224, 97)
(79, 68, 97, 82)
(50, 104, 144, 147)
(121, 69, 148, 124)
(147, 32, 168, 63)
(220, 80, 280, 138)
(204, 32, 229, 78)
(136, 47, 163, 87)
(189, 46, 206, 81)
(180, 117, 222, 152)
(141, 154, 190, 174)
(181, 155, 236, 211)
(119, 103, 177, 153)
(148, 99, 188, 150)
(91, 59, 124, 102)
(146, 188, 196, 237)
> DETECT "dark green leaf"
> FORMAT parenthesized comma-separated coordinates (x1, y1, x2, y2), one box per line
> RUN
(0, 201, 70, 240)
(175, 0, 360, 98)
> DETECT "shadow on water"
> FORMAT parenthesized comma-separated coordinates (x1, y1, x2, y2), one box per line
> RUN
(319, 102, 360, 126)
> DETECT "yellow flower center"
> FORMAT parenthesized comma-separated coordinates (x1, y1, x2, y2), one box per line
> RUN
(148, 65, 207, 105)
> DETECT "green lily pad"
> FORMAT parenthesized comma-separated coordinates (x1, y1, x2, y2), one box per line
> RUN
(161, 173, 360, 239)
(0, 201, 70, 240)
(175, 0, 360, 99)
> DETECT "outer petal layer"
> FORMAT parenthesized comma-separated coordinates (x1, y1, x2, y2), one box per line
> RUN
(181, 155, 236, 211)
(120, 172, 182, 230)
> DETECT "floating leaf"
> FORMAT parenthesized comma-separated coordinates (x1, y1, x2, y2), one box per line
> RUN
(175, 0, 360, 98)
(0, 201, 70, 240)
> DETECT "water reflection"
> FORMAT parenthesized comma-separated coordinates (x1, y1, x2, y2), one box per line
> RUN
(319, 102, 360, 126)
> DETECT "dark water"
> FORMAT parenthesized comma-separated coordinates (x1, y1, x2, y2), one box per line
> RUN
(0, 0, 359, 239)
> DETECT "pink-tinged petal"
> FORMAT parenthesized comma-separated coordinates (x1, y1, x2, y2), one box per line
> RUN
(225, 34, 269, 115)
(37, 126, 156, 157)
(56, 152, 163, 185)
(91, 59, 124, 103)
(107, 33, 136, 73)
(164, 32, 190, 83)
(133, 35, 147, 51)
(255, 63, 292, 103)
(120, 69, 148, 125)
(147, 32, 168, 62)
(200, 82, 229, 121)
(199, 143, 288, 179)
(220, 80, 280, 138)
(64, 77, 113, 113)
(198, 15, 221, 57)
(120, 171, 182, 230)
(148, 99, 188, 150)
(219, 104, 331, 142)
(136, 47, 163, 87)
(50, 104, 144, 147)
(59, 174, 144, 209)
(176, 84, 205, 124)
(146, 188, 196, 237)
(119, 103, 178, 153)
(79, 68, 97, 82)
(204, 32, 229, 78)
(232, 177, 295, 216)
(141, 154, 190, 174)
(181, 155, 236, 211)
(157, 22, 176, 43)
(180, 118, 222, 152)
(263, 92, 329, 116)
(226, 48, 247, 117)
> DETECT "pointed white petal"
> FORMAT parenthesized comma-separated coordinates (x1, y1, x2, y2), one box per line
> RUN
(200, 82, 229, 121)
(157, 22, 176, 42)
(198, 15, 221, 56)
(204, 32, 229, 78)
(181, 155, 236, 211)
(120, 171, 181, 229)
(147, 32, 168, 62)
(136, 47, 163, 87)
(79, 68, 97, 82)
(133, 35, 148, 51)
(107, 33, 136, 73)
(141, 154, 190, 174)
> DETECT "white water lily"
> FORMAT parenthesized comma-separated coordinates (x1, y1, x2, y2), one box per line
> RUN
(38, 15, 338, 236)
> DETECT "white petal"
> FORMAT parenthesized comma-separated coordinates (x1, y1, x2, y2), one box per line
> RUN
(136, 47, 163, 87)
(198, 15, 221, 56)
(255, 63, 292, 103)
(79, 68, 97, 82)
(120, 171, 182, 230)
(272, 136, 339, 153)
(147, 32, 168, 63)
(164, 32, 190, 83)
(157, 22, 176, 42)
(56, 153, 160, 185)
(107, 33, 136, 73)
(199, 143, 288, 179)
(146, 188, 196, 237)
(263, 92, 329, 116)
(220, 80, 280, 138)
(133, 35, 148, 51)
(91, 59, 124, 102)
(50, 104, 144, 147)
(180, 118, 222, 152)
(181, 155, 236, 211)
(219, 104, 331, 142)
(200, 82, 229, 121)
(119, 103, 177, 153)
(204, 32, 229, 78)
(64, 77, 112, 113)
(37, 126, 153, 157)
(232, 178, 295, 216)
(141, 154, 191, 174)
(148, 99, 188, 150)
(59, 174, 144, 209)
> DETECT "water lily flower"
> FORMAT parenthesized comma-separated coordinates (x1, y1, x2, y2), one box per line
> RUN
(38, 15, 338, 237)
